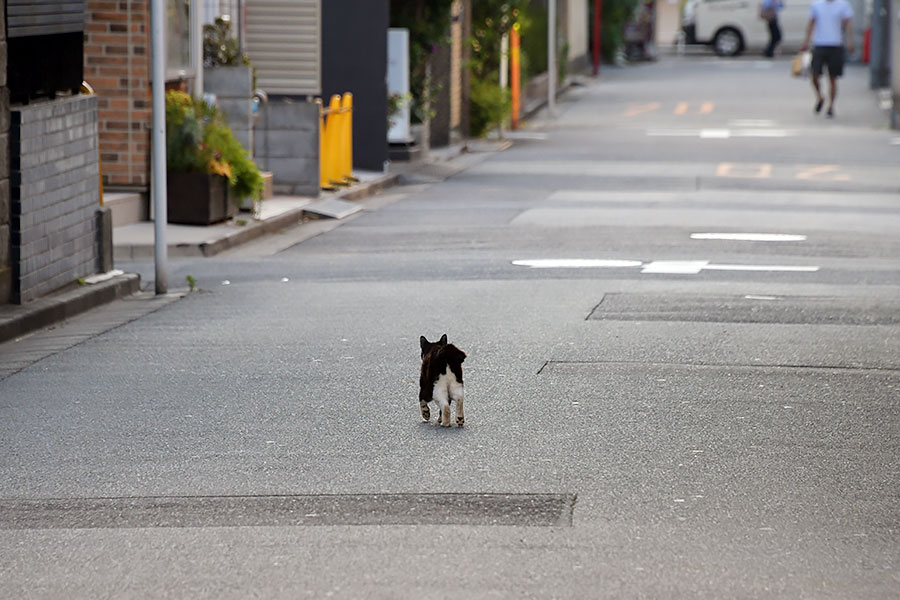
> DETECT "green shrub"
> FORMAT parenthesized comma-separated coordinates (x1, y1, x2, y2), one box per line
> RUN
(596, 0, 640, 63)
(469, 76, 510, 138)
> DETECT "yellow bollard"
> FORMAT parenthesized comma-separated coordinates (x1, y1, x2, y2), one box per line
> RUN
(324, 94, 347, 188)
(340, 93, 358, 183)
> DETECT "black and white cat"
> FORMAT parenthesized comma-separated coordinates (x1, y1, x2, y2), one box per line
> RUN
(419, 334, 466, 427)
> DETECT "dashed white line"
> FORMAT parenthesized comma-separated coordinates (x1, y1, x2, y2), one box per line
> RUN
(647, 129, 791, 138)
(641, 261, 708, 274)
(512, 259, 820, 275)
(699, 129, 731, 139)
(703, 263, 819, 273)
(691, 233, 808, 242)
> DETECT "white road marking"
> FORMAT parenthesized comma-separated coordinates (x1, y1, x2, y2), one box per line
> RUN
(890, 138, 900, 146)
(691, 233, 807, 242)
(744, 295, 779, 300)
(700, 129, 731, 139)
(647, 129, 791, 138)
(513, 259, 819, 274)
(641, 261, 708, 274)
(511, 259, 642, 269)
(704, 264, 819, 273)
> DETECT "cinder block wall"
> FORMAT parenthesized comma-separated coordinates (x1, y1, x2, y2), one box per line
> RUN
(205, 66, 254, 155)
(10, 95, 102, 303)
(254, 100, 319, 196)
(84, 0, 151, 190)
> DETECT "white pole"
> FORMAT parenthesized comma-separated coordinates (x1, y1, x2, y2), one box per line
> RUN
(500, 32, 509, 90)
(192, 0, 203, 99)
(150, 0, 168, 294)
(547, 0, 556, 117)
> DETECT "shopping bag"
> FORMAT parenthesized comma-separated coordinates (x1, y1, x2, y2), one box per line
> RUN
(792, 51, 811, 77)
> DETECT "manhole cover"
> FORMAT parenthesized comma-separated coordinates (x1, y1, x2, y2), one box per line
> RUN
(0, 493, 576, 530)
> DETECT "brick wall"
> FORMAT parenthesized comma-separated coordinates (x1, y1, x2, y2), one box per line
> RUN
(1, 0, 10, 303)
(10, 95, 102, 303)
(84, 0, 152, 190)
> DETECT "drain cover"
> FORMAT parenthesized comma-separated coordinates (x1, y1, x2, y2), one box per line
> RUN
(0, 493, 576, 530)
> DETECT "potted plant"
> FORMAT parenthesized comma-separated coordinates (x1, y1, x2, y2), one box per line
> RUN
(165, 90, 263, 225)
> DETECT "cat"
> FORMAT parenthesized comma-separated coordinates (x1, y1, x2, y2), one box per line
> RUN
(419, 334, 467, 427)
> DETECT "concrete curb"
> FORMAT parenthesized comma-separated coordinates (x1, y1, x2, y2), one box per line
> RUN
(199, 172, 402, 257)
(115, 172, 402, 260)
(0, 273, 141, 345)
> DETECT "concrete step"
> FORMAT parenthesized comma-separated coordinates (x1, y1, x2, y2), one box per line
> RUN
(104, 192, 146, 227)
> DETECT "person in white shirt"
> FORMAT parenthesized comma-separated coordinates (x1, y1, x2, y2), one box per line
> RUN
(801, 0, 855, 117)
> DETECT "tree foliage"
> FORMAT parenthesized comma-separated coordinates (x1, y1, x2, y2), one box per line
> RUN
(594, 0, 640, 63)
(390, 0, 455, 122)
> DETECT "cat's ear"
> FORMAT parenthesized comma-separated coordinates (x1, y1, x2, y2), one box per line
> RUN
(439, 334, 448, 345)
(420, 336, 429, 350)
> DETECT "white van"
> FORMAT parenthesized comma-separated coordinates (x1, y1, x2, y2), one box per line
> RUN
(682, 0, 810, 56)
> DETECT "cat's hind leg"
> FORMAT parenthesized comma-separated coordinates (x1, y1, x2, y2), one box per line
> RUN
(433, 383, 451, 427)
(450, 383, 465, 427)
(419, 399, 431, 422)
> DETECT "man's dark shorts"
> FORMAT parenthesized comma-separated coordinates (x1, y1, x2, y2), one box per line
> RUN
(812, 46, 845, 78)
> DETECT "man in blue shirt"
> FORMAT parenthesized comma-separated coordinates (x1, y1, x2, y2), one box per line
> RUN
(760, 0, 784, 58)
(801, 0, 855, 117)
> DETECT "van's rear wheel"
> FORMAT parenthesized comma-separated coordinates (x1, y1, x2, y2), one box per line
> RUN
(713, 27, 743, 56)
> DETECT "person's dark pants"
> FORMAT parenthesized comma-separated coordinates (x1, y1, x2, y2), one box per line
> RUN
(764, 19, 782, 57)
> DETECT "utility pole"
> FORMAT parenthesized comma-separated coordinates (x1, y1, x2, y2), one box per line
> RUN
(547, 0, 556, 117)
(150, 0, 168, 294)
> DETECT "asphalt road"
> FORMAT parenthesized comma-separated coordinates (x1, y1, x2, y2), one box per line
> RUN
(1, 56, 898, 599)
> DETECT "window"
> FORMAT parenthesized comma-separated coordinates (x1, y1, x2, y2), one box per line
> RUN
(167, 0, 193, 78)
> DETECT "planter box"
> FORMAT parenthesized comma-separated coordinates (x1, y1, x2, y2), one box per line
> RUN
(166, 172, 236, 225)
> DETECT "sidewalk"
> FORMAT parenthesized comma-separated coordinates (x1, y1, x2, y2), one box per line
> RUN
(0, 168, 399, 346)
(114, 169, 399, 260)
